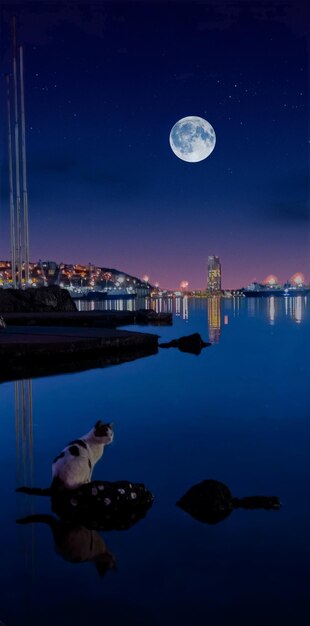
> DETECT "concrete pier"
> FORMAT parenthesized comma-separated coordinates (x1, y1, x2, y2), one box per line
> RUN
(0, 325, 158, 382)
(2, 309, 172, 328)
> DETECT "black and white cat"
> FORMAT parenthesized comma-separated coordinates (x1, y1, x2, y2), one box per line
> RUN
(52, 421, 114, 491)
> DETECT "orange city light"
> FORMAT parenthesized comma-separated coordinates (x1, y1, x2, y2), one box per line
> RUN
(263, 274, 278, 286)
(290, 272, 305, 285)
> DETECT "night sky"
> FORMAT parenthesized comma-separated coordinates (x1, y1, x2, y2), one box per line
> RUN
(0, 0, 309, 289)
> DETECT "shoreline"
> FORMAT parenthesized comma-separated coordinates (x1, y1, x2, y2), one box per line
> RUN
(2, 309, 173, 327)
(0, 288, 171, 382)
(0, 324, 159, 383)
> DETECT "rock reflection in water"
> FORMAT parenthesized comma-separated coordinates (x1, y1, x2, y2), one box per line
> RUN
(17, 480, 154, 575)
(177, 479, 281, 525)
(17, 515, 116, 577)
(2, 343, 158, 384)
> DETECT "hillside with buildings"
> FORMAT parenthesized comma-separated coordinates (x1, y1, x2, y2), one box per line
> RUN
(0, 260, 152, 297)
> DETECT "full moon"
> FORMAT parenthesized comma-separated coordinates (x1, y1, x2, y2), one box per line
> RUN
(169, 116, 216, 163)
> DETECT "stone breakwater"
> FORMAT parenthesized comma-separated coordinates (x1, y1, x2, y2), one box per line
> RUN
(0, 285, 77, 313)
(0, 286, 174, 382)
(0, 286, 172, 327)
(0, 326, 158, 383)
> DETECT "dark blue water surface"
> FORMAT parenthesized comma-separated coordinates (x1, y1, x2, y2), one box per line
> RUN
(1, 296, 309, 626)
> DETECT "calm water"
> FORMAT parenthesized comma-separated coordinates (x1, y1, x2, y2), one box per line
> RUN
(1, 296, 309, 626)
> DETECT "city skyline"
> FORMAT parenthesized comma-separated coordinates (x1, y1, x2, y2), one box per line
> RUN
(1, 255, 308, 293)
(0, 0, 309, 290)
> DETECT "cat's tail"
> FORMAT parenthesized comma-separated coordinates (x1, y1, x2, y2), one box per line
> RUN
(16, 486, 52, 496)
(16, 514, 57, 528)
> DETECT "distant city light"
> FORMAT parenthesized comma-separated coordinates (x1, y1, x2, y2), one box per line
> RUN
(180, 280, 189, 290)
(142, 274, 149, 283)
(290, 272, 304, 285)
(263, 274, 279, 286)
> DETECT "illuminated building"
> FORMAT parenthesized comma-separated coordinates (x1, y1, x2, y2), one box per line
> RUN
(208, 255, 222, 292)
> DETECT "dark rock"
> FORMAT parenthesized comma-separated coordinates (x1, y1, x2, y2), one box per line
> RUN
(137, 308, 158, 319)
(0, 285, 76, 313)
(16, 479, 154, 531)
(51, 479, 154, 530)
(135, 308, 172, 325)
(160, 333, 211, 355)
(177, 479, 234, 524)
(177, 479, 281, 525)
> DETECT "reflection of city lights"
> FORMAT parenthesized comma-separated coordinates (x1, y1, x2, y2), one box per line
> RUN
(268, 296, 275, 324)
(294, 296, 302, 324)
(224, 315, 229, 325)
(208, 296, 221, 343)
(183, 295, 189, 320)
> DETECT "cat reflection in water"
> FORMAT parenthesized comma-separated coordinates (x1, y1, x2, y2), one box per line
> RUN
(16, 419, 154, 574)
(17, 514, 116, 577)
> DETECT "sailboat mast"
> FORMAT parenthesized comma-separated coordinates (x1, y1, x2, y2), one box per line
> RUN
(12, 15, 22, 287)
(6, 74, 16, 288)
(19, 45, 30, 285)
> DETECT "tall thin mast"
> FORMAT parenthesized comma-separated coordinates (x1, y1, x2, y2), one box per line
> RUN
(6, 74, 16, 288)
(19, 45, 29, 285)
(12, 16, 22, 287)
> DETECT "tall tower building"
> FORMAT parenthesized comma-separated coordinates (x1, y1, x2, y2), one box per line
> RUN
(207, 255, 222, 292)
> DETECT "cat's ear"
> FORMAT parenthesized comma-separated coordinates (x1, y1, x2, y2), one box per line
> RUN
(94, 421, 110, 437)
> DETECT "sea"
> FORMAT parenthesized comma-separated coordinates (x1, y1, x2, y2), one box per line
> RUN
(0, 295, 309, 626)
